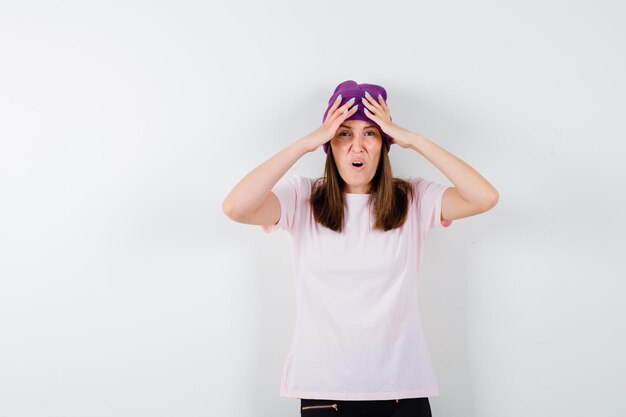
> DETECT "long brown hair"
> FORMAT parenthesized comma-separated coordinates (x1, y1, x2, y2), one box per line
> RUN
(310, 140, 414, 232)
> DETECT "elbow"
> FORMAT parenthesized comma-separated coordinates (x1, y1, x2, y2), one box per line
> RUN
(222, 198, 239, 221)
(484, 190, 499, 210)
(474, 189, 499, 213)
(222, 198, 253, 223)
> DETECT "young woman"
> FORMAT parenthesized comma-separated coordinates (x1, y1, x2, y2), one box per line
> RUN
(223, 80, 499, 417)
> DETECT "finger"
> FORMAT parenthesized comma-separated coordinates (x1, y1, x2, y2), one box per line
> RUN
(324, 95, 352, 123)
(323, 96, 343, 123)
(361, 99, 383, 120)
(364, 94, 391, 121)
(377, 94, 389, 111)
(328, 99, 357, 123)
(362, 100, 386, 121)
(362, 93, 381, 111)
(342, 103, 359, 118)
(333, 104, 358, 126)
(360, 96, 374, 111)
(363, 107, 378, 121)
(329, 94, 343, 110)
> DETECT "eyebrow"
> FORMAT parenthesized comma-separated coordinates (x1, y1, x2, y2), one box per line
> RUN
(339, 124, 377, 129)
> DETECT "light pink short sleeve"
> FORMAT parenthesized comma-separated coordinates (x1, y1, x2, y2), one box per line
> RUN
(261, 175, 309, 234)
(411, 177, 453, 231)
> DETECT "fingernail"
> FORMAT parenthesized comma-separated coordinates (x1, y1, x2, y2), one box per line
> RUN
(348, 97, 355, 102)
(378, 94, 383, 100)
(364, 91, 371, 97)
(336, 94, 342, 101)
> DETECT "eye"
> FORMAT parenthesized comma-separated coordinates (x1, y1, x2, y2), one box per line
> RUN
(337, 130, 376, 140)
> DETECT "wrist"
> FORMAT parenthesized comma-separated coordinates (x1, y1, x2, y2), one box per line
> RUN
(408, 132, 428, 152)
(293, 136, 316, 155)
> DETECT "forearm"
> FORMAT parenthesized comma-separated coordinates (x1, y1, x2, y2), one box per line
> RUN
(222, 137, 310, 218)
(408, 132, 499, 207)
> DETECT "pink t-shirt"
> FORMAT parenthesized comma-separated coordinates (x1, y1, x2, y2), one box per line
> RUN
(262, 175, 452, 401)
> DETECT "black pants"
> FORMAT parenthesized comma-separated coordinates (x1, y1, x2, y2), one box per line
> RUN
(300, 397, 432, 417)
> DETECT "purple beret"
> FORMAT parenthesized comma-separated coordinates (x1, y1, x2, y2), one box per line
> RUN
(322, 80, 392, 154)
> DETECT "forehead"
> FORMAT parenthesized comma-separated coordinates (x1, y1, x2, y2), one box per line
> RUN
(339, 120, 377, 129)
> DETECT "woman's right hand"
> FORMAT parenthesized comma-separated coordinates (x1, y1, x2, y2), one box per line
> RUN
(299, 96, 359, 153)
(223, 96, 358, 225)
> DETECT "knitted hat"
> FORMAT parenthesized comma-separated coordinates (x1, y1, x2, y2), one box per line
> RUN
(321, 80, 392, 154)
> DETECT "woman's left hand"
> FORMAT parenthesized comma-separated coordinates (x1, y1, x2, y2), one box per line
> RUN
(361, 92, 416, 149)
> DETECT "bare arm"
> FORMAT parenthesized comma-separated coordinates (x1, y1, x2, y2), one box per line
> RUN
(222, 95, 359, 226)
(221, 138, 309, 225)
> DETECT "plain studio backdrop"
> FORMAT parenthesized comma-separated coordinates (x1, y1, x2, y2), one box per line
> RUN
(1, 1, 625, 416)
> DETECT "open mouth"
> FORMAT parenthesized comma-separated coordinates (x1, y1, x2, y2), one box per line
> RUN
(351, 160, 365, 170)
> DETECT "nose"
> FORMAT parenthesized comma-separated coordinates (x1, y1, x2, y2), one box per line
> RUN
(350, 134, 365, 152)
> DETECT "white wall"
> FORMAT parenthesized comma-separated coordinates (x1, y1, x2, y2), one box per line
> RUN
(1, 1, 624, 416)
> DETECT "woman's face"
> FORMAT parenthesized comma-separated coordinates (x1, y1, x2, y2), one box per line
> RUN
(330, 120, 383, 194)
